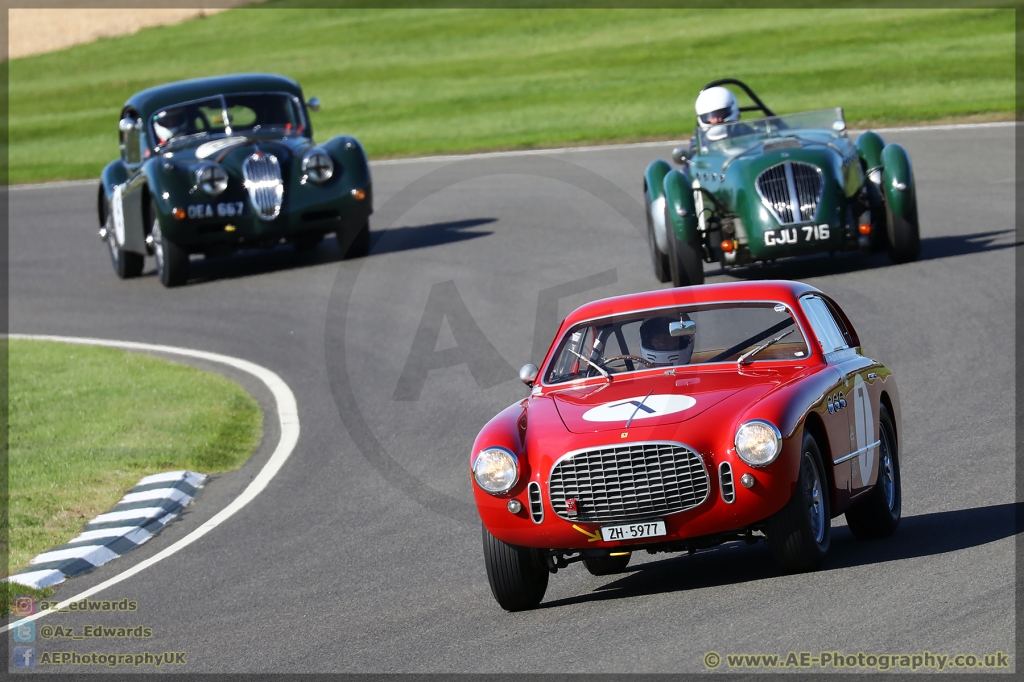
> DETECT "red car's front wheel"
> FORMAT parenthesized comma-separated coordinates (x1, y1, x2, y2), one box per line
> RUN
(482, 525, 548, 611)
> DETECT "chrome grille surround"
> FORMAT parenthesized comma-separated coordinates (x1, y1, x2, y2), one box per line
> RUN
(755, 162, 823, 225)
(528, 481, 544, 524)
(719, 461, 735, 504)
(548, 441, 710, 523)
(242, 151, 284, 221)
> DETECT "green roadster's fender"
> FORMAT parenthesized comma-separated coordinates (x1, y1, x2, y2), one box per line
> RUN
(662, 168, 704, 287)
(644, 159, 672, 254)
(855, 131, 885, 174)
(881, 142, 920, 262)
(662, 169, 698, 245)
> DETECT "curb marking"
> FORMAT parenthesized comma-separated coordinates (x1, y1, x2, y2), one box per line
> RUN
(2, 335, 300, 633)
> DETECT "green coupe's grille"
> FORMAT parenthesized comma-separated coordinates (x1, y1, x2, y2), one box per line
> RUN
(242, 152, 283, 221)
(756, 162, 823, 225)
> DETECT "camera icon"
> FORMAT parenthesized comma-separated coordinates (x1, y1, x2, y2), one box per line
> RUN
(12, 595, 36, 617)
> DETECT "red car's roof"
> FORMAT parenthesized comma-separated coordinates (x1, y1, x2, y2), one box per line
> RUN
(562, 280, 821, 329)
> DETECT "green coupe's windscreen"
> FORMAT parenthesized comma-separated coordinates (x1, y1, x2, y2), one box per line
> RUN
(151, 93, 304, 145)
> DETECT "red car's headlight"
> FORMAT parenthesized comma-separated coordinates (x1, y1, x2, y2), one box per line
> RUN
(472, 447, 519, 495)
(735, 420, 782, 466)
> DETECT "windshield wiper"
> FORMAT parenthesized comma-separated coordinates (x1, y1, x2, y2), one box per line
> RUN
(737, 329, 793, 365)
(567, 348, 610, 381)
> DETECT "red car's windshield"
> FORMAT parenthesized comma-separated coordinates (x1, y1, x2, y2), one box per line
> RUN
(545, 302, 810, 385)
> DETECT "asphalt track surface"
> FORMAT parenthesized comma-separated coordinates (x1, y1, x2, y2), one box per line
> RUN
(7, 125, 1018, 673)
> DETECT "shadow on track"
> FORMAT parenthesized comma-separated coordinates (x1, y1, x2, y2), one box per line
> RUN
(174, 217, 496, 286)
(707, 229, 1021, 282)
(537, 502, 1019, 610)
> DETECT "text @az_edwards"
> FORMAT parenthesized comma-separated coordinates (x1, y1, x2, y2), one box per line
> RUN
(703, 650, 1011, 672)
(39, 624, 153, 640)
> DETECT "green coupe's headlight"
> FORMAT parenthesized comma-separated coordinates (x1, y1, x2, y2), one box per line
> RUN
(472, 447, 519, 495)
(302, 150, 334, 184)
(196, 164, 228, 196)
(735, 420, 782, 466)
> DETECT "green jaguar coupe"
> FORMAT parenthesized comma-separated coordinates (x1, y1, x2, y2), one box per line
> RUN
(98, 73, 372, 287)
(645, 79, 920, 287)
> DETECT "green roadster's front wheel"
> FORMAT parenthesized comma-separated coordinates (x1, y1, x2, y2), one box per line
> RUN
(665, 205, 704, 287)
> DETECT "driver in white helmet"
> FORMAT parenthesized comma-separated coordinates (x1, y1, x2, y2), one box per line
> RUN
(638, 316, 695, 367)
(695, 86, 742, 142)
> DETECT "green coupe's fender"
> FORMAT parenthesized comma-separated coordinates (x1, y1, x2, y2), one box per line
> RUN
(98, 160, 149, 255)
(321, 136, 373, 212)
(855, 131, 885, 173)
(644, 160, 672, 253)
(662, 169, 698, 245)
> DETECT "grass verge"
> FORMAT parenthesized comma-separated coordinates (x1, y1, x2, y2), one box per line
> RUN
(4, 340, 262, 615)
(8, 7, 1014, 184)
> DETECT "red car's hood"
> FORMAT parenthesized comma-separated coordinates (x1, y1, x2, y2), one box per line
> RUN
(549, 369, 780, 434)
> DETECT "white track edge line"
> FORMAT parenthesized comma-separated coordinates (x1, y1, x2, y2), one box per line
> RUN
(2, 334, 300, 632)
(8, 120, 1015, 190)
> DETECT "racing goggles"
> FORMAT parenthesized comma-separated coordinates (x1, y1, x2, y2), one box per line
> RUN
(699, 107, 732, 125)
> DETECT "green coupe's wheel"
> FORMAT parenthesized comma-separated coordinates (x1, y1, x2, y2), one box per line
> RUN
(885, 193, 920, 264)
(152, 201, 189, 288)
(293, 232, 323, 251)
(482, 525, 549, 611)
(583, 552, 631, 576)
(339, 220, 370, 260)
(665, 205, 704, 288)
(104, 209, 144, 280)
(844, 406, 901, 540)
(765, 432, 831, 572)
(646, 194, 670, 283)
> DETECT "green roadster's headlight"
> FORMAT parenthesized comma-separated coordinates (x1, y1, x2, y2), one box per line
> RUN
(735, 420, 782, 466)
(196, 164, 228, 196)
(302, 150, 334, 184)
(472, 447, 519, 494)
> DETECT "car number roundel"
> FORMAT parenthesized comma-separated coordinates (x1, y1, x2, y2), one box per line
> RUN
(582, 394, 696, 423)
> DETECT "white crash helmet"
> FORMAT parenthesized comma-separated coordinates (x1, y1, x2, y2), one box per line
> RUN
(695, 86, 740, 141)
(639, 316, 694, 366)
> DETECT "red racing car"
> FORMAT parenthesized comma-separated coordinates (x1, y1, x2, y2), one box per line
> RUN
(471, 280, 903, 610)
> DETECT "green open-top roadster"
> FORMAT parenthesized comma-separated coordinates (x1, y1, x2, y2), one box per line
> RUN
(99, 73, 372, 287)
(645, 79, 920, 287)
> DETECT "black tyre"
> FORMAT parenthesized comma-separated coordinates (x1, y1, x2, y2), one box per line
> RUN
(885, 194, 920, 264)
(482, 525, 548, 611)
(293, 232, 323, 251)
(845, 406, 901, 540)
(766, 433, 831, 572)
(338, 221, 370, 260)
(645, 194, 670, 283)
(583, 552, 631, 576)
(152, 201, 188, 288)
(665, 205, 704, 287)
(104, 210, 143, 279)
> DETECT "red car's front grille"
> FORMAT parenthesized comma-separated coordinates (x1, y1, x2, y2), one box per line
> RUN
(548, 441, 709, 523)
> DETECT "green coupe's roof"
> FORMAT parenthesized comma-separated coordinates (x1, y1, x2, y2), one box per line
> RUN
(124, 73, 304, 120)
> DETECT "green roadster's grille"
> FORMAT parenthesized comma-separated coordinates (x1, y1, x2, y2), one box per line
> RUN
(756, 161, 823, 225)
(548, 442, 709, 523)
